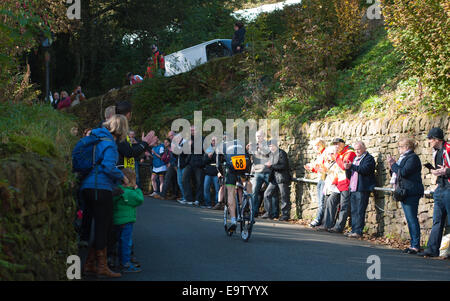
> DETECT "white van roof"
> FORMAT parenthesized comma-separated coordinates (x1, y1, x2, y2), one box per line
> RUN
(164, 39, 231, 76)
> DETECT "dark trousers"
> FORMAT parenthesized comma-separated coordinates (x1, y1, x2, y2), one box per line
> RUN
(183, 165, 204, 203)
(264, 182, 291, 218)
(333, 190, 351, 231)
(82, 189, 113, 251)
(350, 191, 370, 235)
(322, 192, 341, 228)
(426, 186, 450, 255)
(161, 165, 178, 197)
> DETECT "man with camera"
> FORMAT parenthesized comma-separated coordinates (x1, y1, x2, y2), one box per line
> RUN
(418, 128, 450, 257)
(70, 86, 86, 107)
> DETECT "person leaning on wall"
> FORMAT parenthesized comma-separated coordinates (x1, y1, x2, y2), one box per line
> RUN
(418, 128, 450, 257)
(387, 137, 424, 254)
(344, 141, 376, 238)
(304, 139, 328, 227)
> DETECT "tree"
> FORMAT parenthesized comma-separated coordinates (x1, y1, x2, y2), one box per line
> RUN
(0, 0, 70, 102)
(381, 0, 450, 110)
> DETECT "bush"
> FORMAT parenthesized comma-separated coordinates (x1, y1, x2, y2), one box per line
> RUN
(381, 0, 450, 112)
(0, 102, 77, 160)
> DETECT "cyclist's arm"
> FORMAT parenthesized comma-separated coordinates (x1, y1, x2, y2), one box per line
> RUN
(216, 152, 225, 176)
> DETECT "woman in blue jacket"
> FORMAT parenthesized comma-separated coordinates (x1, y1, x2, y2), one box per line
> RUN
(82, 115, 129, 278)
(388, 138, 424, 254)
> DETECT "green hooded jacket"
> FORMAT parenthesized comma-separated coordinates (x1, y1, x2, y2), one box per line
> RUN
(113, 185, 144, 225)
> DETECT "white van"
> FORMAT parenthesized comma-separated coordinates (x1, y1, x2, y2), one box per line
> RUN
(164, 39, 232, 77)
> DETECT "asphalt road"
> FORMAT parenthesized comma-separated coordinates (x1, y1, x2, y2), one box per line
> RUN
(111, 196, 450, 281)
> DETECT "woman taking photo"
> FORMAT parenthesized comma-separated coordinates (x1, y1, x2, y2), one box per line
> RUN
(81, 114, 130, 278)
(387, 138, 424, 254)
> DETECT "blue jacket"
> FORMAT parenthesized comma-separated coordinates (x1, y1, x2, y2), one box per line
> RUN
(152, 144, 166, 168)
(347, 152, 377, 192)
(81, 128, 124, 192)
(391, 151, 424, 197)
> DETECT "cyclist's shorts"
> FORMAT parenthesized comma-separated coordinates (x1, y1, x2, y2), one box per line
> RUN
(225, 172, 238, 186)
(152, 171, 166, 176)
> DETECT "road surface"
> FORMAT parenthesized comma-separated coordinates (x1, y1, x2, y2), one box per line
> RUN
(107, 197, 450, 281)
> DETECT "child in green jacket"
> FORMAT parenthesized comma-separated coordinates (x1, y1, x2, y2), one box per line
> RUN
(113, 168, 144, 273)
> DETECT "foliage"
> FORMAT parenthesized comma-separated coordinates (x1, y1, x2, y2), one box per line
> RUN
(131, 56, 248, 135)
(0, 102, 78, 159)
(328, 29, 404, 116)
(0, 0, 70, 102)
(37, 0, 247, 99)
(277, 0, 366, 106)
(381, 0, 450, 112)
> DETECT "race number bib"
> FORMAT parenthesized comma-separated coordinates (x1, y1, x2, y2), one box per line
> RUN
(124, 156, 135, 169)
(231, 155, 247, 170)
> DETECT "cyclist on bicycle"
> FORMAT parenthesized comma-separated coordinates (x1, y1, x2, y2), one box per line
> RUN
(216, 132, 251, 232)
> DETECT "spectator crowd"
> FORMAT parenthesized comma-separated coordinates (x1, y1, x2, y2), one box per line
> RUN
(71, 97, 449, 279)
(305, 130, 449, 257)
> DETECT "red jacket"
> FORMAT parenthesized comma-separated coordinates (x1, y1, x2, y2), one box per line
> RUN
(434, 141, 450, 184)
(152, 51, 165, 71)
(145, 51, 165, 79)
(130, 75, 143, 85)
(333, 145, 356, 191)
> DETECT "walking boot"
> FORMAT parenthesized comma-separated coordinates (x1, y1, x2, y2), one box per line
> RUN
(95, 248, 122, 278)
(83, 247, 96, 276)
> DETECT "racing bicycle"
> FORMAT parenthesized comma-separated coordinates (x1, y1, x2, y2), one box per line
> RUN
(223, 173, 255, 242)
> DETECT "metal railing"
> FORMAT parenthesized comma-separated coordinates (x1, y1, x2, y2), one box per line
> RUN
(291, 177, 434, 196)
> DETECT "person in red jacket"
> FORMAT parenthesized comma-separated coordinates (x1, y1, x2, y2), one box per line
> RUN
(145, 45, 165, 78)
(127, 72, 143, 85)
(319, 138, 356, 233)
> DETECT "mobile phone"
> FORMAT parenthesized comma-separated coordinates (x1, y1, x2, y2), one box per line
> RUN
(424, 163, 436, 170)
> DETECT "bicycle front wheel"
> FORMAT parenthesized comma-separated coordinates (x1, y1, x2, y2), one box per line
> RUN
(240, 197, 253, 242)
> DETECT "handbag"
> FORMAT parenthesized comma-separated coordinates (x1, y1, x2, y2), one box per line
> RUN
(393, 167, 407, 203)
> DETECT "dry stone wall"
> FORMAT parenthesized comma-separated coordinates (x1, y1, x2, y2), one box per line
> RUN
(0, 153, 77, 280)
(280, 114, 450, 245)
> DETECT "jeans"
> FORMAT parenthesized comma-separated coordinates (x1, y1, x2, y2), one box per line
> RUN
(177, 167, 185, 200)
(251, 172, 271, 217)
(401, 196, 421, 250)
(203, 175, 219, 206)
(264, 182, 291, 218)
(426, 186, 450, 255)
(350, 191, 370, 235)
(314, 180, 326, 223)
(118, 223, 134, 265)
(334, 190, 351, 231)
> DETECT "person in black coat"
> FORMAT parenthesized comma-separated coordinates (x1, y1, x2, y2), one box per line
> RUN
(232, 22, 246, 55)
(182, 126, 205, 206)
(263, 139, 291, 221)
(344, 141, 376, 238)
(387, 138, 424, 253)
